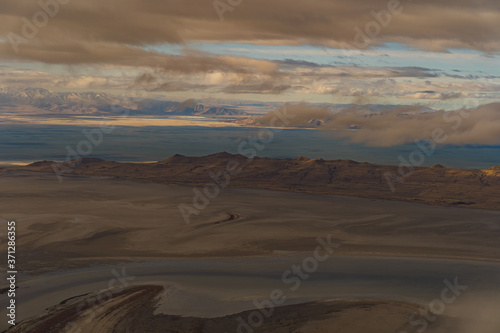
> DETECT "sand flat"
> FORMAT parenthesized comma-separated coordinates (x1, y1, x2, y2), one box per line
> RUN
(1, 172, 500, 332)
(1, 171, 500, 272)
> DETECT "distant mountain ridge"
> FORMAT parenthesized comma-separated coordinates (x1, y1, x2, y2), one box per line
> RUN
(165, 99, 247, 116)
(0, 88, 246, 116)
(0, 87, 119, 114)
(7, 152, 500, 210)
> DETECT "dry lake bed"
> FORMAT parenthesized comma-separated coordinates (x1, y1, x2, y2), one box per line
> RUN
(1, 171, 500, 332)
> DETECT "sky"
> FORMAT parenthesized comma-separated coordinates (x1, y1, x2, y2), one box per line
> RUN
(1, 0, 500, 108)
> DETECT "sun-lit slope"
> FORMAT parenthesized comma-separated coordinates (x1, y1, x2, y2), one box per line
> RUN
(8, 152, 500, 210)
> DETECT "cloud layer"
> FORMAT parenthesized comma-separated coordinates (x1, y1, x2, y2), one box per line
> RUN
(1, 0, 499, 102)
(250, 102, 500, 146)
(2, 0, 500, 65)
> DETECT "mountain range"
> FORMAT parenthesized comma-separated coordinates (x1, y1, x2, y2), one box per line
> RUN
(0, 88, 246, 116)
(164, 99, 248, 116)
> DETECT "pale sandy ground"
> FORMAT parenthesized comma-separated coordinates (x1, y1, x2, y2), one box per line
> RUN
(0, 114, 240, 127)
(0, 171, 499, 332)
(5, 286, 459, 333)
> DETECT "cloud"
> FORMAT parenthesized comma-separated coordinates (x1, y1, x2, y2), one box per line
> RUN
(1, 0, 499, 98)
(1, 61, 497, 98)
(250, 102, 500, 146)
(1, 0, 500, 68)
(0, 68, 124, 91)
(401, 91, 467, 100)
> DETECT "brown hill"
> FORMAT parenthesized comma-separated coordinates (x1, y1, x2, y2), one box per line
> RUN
(5, 153, 500, 210)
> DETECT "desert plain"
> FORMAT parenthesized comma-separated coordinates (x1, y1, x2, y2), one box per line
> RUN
(1, 166, 499, 332)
